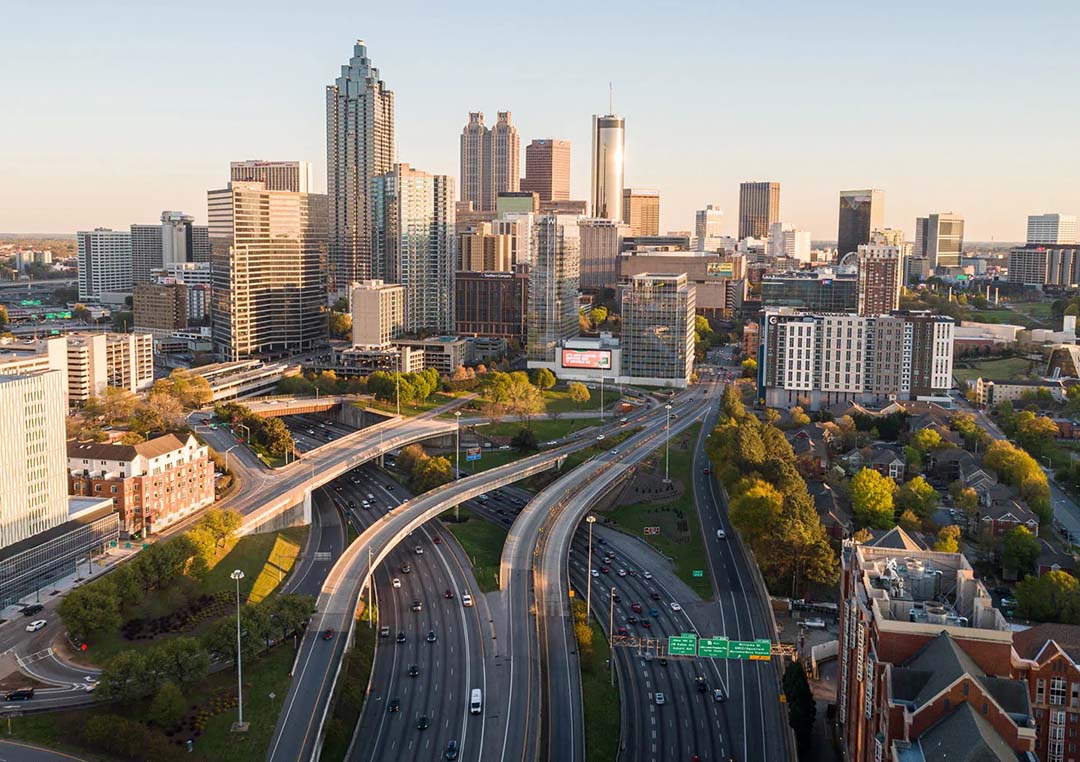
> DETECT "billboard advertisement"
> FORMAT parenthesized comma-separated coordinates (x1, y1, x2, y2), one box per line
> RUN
(706, 261, 734, 278)
(561, 349, 612, 370)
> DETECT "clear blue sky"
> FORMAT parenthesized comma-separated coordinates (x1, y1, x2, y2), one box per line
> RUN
(2, 0, 1078, 241)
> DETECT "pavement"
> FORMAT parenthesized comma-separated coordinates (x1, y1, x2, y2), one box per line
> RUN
(0, 740, 85, 761)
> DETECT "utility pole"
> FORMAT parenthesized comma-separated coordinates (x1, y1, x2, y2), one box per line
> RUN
(367, 545, 373, 628)
(454, 411, 462, 521)
(609, 586, 616, 686)
(664, 404, 672, 482)
(586, 515, 596, 619)
(230, 569, 247, 732)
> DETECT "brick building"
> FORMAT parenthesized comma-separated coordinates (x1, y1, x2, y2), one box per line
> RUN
(67, 433, 214, 537)
(1013, 624, 1080, 762)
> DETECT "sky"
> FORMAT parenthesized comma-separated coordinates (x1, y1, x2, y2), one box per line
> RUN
(2, 0, 1078, 241)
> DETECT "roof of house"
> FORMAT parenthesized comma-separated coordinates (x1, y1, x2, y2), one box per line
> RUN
(980, 499, 1038, 526)
(866, 526, 926, 551)
(1037, 540, 1077, 574)
(67, 433, 190, 463)
(1013, 622, 1080, 663)
(914, 702, 1022, 762)
(870, 444, 906, 466)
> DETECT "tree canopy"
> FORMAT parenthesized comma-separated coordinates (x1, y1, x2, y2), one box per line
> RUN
(850, 468, 897, 529)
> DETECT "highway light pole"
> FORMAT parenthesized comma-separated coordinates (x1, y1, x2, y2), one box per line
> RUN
(454, 411, 462, 522)
(608, 586, 615, 686)
(224, 445, 239, 473)
(230, 569, 247, 732)
(367, 545, 373, 629)
(599, 376, 605, 421)
(586, 515, 596, 620)
(664, 404, 672, 483)
(396, 371, 401, 417)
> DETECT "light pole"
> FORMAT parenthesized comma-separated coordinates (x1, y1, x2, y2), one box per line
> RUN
(396, 371, 401, 417)
(237, 422, 250, 443)
(224, 445, 239, 474)
(367, 545, 373, 629)
(586, 515, 596, 620)
(454, 411, 462, 522)
(230, 569, 247, 732)
(599, 376, 605, 422)
(608, 586, 616, 686)
(664, 404, 672, 483)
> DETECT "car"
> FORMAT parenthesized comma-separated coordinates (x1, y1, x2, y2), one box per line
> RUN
(417, 715, 430, 730)
(627, 615, 638, 625)
(83, 681, 97, 693)
(388, 698, 400, 712)
(392, 578, 402, 588)
(643, 571, 653, 580)
(462, 593, 474, 607)
(649, 590, 661, 600)
(644, 652, 653, 662)
(631, 602, 643, 613)
(801, 618, 827, 630)
(695, 675, 708, 693)
(596, 434, 605, 441)
(396, 632, 407, 644)
(444, 589, 455, 599)
(3, 688, 33, 701)
(433, 536, 442, 545)
(322, 628, 335, 640)
(617, 627, 629, 636)
(617, 569, 627, 577)
(367, 493, 375, 500)
(670, 601, 682, 612)
(427, 630, 437, 643)
(445, 739, 460, 760)
(380, 626, 390, 638)
(702, 466, 712, 475)
(415, 546, 424, 555)
(477, 494, 489, 503)
(600, 567, 610, 575)
(544, 440, 559, 446)
(25, 619, 46, 633)
(716, 529, 727, 540)
(20, 604, 43, 617)
(713, 688, 726, 703)
(612, 593, 622, 603)
(628, 569, 638, 577)
(83, 675, 97, 683)
(649, 608, 660, 617)
(408, 664, 419, 677)
(611, 449, 619, 455)
(655, 692, 666, 706)
(658, 658, 668, 667)
(307, 429, 315, 435)
(499, 445, 511, 450)
(591, 569, 600, 577)
(620, 417, 629, 423)
(411, 600, 423, 612)
(640, 620, 652, 629)
(400, 563, 412, 574)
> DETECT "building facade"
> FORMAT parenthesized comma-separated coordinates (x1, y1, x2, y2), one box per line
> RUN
(1008, 246, 1080, 288)
(133, 282, 188, 338)
(527, 214, 581, 362)
(619, 250, 745, 320)
(131, 223, 164, 286)
(761, 268, 859, 312)
(229, 160, 313, 193)
(837, 189, 885, 258)
(77, 228, 133, 301)
(857, 242, 904, 316)
(455, 266, 528, 342)
(459, 222, 513, 272)
(522, 139, 570, 202)
(209, 180, 328, 360)
(578, 218, 629, 292)
(620, 273, 695, 388)
(622, 188, 660, 237)
(767, 222, 812, 263)
(1027, 213, 1078, 246)
(915, 213, 965, 271)
(738, 182, 781, 240)
(590, 114, 625, 222)
(349, 279, 404, 347)
(459, 111, 520, 213)
(326, 40, 394, 289)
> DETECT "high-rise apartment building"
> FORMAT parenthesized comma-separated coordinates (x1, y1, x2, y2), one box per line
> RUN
(455, 265, 529, 342)
(209, 180, 328, 360)
(622, 188, 660, 237)
(527, 214, 581, 362)
(837, 189, 884, 258)
(621, 273, 695, 388)
(459, 222, 512, 272)
(1026, 213, 1078, 245)
(0, 334, 152, 403)
(229, 160, 313, 193)
(1007, 245, 1080, 288)
(578, 218, 629, 291)
(372, 164, 456, 334)
(131, 223, 164, 286)
(327, 41, 394, 289)
(695, 205, 724, 243)
(78, 228, 133, 301)
(591, 114, 625, 222)
(738, 182, 780, 240)
(856, 241, 904, 316)
(349, 279, 404, 347)
(459, 112, 520, 213)
(0, 370, 70, 549)
(133, 282, 188, 338)
(767, 222, 811, 263)
(522, 139, 570, 202)
(915, 213, 965, 271)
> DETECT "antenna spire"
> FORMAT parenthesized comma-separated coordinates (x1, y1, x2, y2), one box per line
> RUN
(609, 82, 613, 114)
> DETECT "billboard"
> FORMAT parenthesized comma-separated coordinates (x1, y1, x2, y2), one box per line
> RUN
(706, 261, 734, 278)
(561, 349, 612, 370)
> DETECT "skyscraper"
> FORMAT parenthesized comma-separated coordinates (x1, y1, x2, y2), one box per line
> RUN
(372, 164, 456, 335)
(578, 218, 628, 291)
(621, 273, 696, 388)
(856, 241, 904, 316)
(695, 205, 724, 240)
(1026, 213, 1077, 245)
(590, 114, 625, 222)
(622, 188, 660, 237)
(914, 213, 964, 271)
(229, 160, 313, 192)
(161, 211, 196, 267)
(837, 189, 884, 258)
(767, 222, 812, 263)
(522, 139, 571, 202)
(326, 41, 395, 290)
(209, 180, 328, 360)
(130, 223, 163, 286)
(459, 111, 520, 213)
(78, 228, 133, 300)
(527, 214, 581, 362)
(738, 182, 780, 240)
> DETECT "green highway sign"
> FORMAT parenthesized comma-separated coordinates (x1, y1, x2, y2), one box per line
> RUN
(692, 569, 704, 578)
(698, 637, 729, 658)
(668, 633, 697, 656)
(728, 639, 772, 661)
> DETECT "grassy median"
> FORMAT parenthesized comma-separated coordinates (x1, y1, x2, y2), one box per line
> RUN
(321, 607, 377, 761)
(443, 508, 507, 592)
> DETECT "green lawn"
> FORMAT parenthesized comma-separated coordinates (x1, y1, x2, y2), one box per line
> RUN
(583, 621, 620, 762)
(952, 356, 1039, 383)
(443, 508, 507, 592)
(479, 418, 595, 442)
(1008, 301, 1055, 325)
(321, 608, 377, 761)
(362, 392, 464, 418)
(544, 386, 607, 413)
(604, 424, 713, 599)
(966, 308, 1025, 325)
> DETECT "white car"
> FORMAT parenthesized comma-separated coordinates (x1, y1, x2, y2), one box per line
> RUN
(462, 593, 474, 607)
(596, 434, 605, 441)
(415, 546, 424, 555)
(591, 569, 600, 577)
(654, 692, 666, 706)
(716, 529, 727, 539)
(669, 602, 682, 612)
(25, 619, 46, 633)
(617, 569, 627, 577)
(392, 578, 402, 588)
(643, 572, 653, 580)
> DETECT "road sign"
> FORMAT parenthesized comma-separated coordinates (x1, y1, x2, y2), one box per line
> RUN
(668, 633, 697, 656)
(728, 639, 772, 660)
(698, 637, 729, 658)
(644, 526, 661, 536)
(692, 569, 704, 578)
(465, 447, 481, 462)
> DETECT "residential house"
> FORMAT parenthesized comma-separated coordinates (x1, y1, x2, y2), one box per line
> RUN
(790, 425, 831, 475)
(808, 481, 851, 540)
(869, 444, 907, 482)
(1037, 541, 1077, 578)
(1012, 623, 1080, 762)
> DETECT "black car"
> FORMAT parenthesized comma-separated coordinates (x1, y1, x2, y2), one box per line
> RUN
(21, 604, 43, 617)
(411, 600, 423, 612)
(445, 740, 460, 760)
(4, 688, 33, 701)
(388, 698, 400, 713)
(400, 563, 411, 574)
(612, 593, 621, 603)
(695, 675, 708, 693)
(426, 630, 437, 643)
(396, 631, 407, 644)
(408, 664, 419, 677)
(417, 715, 430, 730)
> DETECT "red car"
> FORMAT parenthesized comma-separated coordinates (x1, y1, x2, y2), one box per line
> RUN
(600, 567, 610, 574)
(617, 627, 629, 636)
(702, 467, 711, 475)
(433, 536, 442, 545)
(444, 589, 455, 599)
(640, 620, 652, 629)
(631, 602, 642, 614)
(322, 628, 335, 640)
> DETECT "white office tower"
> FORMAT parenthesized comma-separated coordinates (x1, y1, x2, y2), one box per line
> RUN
(527, 215, 581, 362)
(695, 205, 724, 250)
(161, 211, 195, 266)
(0, 371, 70, 549)
(767, 222, 812, 263)
(590, 114, 625, 222)
(349, 280, 405, 347)
(1027, 214, 1078, 245)
(77, 228, 133, 301)
(229, 160, 313, 193)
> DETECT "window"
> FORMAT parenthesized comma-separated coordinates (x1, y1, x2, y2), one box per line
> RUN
(1071, 682, 1079, 709)
(1039, 679, 1047, 705)
(1053, 677, 1068, 706)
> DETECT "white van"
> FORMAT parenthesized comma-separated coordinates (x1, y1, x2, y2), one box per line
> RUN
(470, 688, 482, 715)
(462, 593, 474, 607)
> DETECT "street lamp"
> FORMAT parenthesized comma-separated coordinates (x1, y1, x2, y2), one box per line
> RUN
(224, 445, 239, 474)
(230, 569, 247, 732)
(609, 586, 616, 686)
(454, 411, 462, 522)
(586, 516, 596, 620)
(664, 404, 673, 483)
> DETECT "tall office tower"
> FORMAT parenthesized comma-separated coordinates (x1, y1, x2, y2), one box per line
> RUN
(372, 164, 456, 334)
(460, 111, 520, 213)
(327, 41, 395, 290)
(695, 205, 724, 240)
(1026, 213, 1078, 245)
(914, 212, 964, 271)
(621, 273, 696, 387)
(455, 264, 529, 342)
(767, 222, 812, 263)
(496, 191, 539, 217)
(738, 182, 780, 240)
(493, 213, 535, 266)
(77, 228, 133, 300)
(836, 189, 884, 258)
(349, 280, 404, 347)
(522, 139, 571, 201)
(208, 180, 328, 360)
(130, 223, 164, 286)
(191, 225, 210, 263)
(229, 160, 313, 193)
(578, 218, 629, 291)
(856, 241, 903, 316)
(527, 214, 581, 361)
(161, 211, 197, 266)
(622, 188, 660, 237)
(871, 227, 906, 247)
(590, 114, 625, 222)
(459, 222, 513, 272)
(133, 282, 188, 338)
(0, 370, 70, 549)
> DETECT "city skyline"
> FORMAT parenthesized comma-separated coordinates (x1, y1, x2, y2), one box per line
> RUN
(3, 1, 1079, 240)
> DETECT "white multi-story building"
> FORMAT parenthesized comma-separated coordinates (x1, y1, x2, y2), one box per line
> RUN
(695, 205, 724, 244)
(1027, 213, 1078, 246)
(229, 160, 313, 193)
(78, 228, 133, 301)
(492, 212, 535, 266)
(767, 222, 812, 263)
(350, 280, 405, 347)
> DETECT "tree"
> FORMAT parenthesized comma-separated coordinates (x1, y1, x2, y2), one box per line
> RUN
(1016, 571, 1080, 623)
(933, 525, 961, 553)
(414, 455, 454, 492)
(147, 637, 209, 687)
(782, 661, 816, 754)
(740, 358, 757, 378)
(1002, 526, 1041, 576)
(898, 509, 922, 533)
(1014, 411, 1061, 457)
(58, 580, 121, 640)
(511, 427, 539, 452)
(148, 681, 186, 728)
(897, 476, 938, 518)
(98, 387, 138, 425)
(98, 650, 153, 702)
(199, 508, 242, 548)
(719, 384, 745, 422)
(589, 306, 608, 327)
(728, 478, 784, 548)
(266, 594, 315, 640)
(328, 311, 352, 340)
(850, 468, 897, 529)
(568, 382, 590, 407)
(694, 314, 713, 340)
(788, 406, 811, 428)
(852, 527, 874, 543)
(955, 485, 979, 516)
(531, 367, 556, 390)
(910, 427, 943, 453)
(734, 423, 766, 468)
(133, 392, 186, 434)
